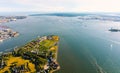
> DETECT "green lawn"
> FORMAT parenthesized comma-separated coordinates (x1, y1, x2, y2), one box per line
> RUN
(40, 40, 55, 48)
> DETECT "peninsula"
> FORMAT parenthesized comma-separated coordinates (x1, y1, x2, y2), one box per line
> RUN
(0, 25, 19, 42)
(0, 16, 26, 24)
(0, 35, 60, 73)
(0, 16, 27, 42)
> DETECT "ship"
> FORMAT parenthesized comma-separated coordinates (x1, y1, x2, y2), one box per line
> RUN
(109, 28, 120, 32)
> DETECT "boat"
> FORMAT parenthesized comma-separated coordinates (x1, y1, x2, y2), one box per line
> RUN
(0, 39, 3, 42)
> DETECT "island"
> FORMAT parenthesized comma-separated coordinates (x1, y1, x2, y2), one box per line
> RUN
(0, 35, 60, 73)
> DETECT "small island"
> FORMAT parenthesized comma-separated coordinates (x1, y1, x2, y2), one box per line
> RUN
(0, 35, 60, 73)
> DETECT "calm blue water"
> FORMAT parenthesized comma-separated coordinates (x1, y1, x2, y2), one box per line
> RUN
(0, 15, 120, 73)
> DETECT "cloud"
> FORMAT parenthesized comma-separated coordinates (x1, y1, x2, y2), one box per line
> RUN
(0, 0, 120, 12)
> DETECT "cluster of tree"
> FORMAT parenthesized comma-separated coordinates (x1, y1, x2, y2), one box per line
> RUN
(9, 62, 30, 73)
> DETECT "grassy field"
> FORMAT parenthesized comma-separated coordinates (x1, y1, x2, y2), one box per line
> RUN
(40, 40, 55, 48)
(0, 56, 36, 73)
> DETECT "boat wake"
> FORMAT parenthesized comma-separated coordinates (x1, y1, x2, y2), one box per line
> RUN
(108, 39, 120, 45)
(83, 48, 106, 73)
(90, 55, 107, 73)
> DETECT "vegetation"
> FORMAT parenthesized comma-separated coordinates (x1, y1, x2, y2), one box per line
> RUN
(0, 35, 60, 73)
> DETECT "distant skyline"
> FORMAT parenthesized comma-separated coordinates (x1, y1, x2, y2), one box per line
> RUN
(0, 0, 120, 12)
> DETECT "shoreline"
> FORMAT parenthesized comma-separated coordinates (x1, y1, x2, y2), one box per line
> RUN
(0, 16, 26, 43)
(51, 42, 60, 73)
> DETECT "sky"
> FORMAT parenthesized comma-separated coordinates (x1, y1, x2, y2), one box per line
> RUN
(0, 0, 120, 12)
